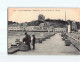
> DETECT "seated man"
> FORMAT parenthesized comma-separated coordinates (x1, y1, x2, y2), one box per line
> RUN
(23, 32, 31, 50)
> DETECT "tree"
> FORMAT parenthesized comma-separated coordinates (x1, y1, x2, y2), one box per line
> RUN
(38, 14, 45, 21)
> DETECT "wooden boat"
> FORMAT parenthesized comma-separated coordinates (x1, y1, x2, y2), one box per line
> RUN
(8, 39, 29, 54)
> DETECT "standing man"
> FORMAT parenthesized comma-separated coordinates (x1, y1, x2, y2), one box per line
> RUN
(32, 35, 36, 50)
(23, 32, 31, 50)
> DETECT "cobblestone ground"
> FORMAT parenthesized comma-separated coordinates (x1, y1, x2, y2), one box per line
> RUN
(14, 33, 80, 55)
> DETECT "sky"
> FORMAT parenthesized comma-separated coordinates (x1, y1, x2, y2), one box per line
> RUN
(8, 8, 80, 23)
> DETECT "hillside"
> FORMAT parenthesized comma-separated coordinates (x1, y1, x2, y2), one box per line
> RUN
(8, 19, 80, 29)
(26, 19, 68, 28)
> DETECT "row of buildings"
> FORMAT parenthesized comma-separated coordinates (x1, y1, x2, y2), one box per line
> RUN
(8, 22, 66, 33)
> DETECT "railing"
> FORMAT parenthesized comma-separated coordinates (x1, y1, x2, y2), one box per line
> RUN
(66, 33, 80, 51)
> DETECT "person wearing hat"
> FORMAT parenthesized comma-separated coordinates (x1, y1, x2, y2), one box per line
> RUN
(32, 35, 36, 50)
(23, 32, 31, 50)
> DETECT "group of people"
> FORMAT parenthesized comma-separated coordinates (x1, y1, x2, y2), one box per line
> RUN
(23, 32, 36, 50)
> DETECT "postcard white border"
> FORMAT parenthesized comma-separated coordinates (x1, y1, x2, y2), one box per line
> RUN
(0, 0, 80, 62)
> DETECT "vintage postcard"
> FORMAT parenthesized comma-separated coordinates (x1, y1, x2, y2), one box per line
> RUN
(8, 8, 80, 55)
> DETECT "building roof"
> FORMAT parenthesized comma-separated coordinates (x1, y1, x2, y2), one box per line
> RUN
(8, 23, 20, 27)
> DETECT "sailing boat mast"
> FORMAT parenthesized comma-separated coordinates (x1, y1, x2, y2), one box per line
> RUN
(65, 11, 66, 21)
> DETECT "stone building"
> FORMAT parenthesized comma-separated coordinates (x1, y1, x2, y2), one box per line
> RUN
(54, 28, 66, 33)
(8, 23, 21, 31)
(71, 21, 77, 32)
(39, 22, 54, 32)
(25, 26, 41, 31)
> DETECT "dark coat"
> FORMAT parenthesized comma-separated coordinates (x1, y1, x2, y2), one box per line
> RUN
(32, 36, 36, 45)
(23, 34, 31, 45)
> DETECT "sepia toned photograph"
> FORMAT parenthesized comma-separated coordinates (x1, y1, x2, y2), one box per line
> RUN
(8, 8, 80, 55)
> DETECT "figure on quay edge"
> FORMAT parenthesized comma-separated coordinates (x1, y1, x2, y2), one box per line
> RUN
(23, 32, 31, 50)
(32, 35, 36, 50)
